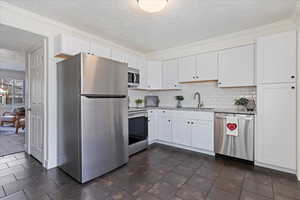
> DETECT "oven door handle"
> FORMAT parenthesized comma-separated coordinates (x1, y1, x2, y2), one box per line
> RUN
(133, 74, 137, 83)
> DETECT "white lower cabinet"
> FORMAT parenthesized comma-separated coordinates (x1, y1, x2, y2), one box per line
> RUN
(148, 110, 158, 144)
(256, 83, 296, 172)
(153, 110, 214, 155)
(158, 115, 173, 142)
(173, 117, 191, 146)
(191, 120, 214, 152)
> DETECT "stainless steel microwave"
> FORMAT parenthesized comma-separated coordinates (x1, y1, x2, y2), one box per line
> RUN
(128, 67, 140, 87)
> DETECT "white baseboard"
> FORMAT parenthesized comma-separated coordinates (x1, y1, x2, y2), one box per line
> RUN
(255, 161, 296, 174)
(153, 140, 215, 156)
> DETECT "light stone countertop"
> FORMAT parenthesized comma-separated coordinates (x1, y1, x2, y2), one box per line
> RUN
(129, 106, 256, 115)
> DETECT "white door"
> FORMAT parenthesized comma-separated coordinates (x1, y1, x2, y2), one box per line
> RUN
(218, 45, 255, 87)
(158, 115, 172, 142)
(172, 117, 191, 146)
(196, 51, 218, 81)
(147, 61, 162, 89)
(162, 59, 179, 89)
(28, 46, 44, 163)
(148, 110, 157, 144)
(256, 84, 296, 171)
(257, 31, 296, 84)
(191, 120, 214, 152)
(178, 55, 197, 82)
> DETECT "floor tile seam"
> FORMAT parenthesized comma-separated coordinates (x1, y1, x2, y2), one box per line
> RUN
(1, 185, 6, 197)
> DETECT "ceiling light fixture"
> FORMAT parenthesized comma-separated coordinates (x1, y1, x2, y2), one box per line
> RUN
(137, 0, 168, 13)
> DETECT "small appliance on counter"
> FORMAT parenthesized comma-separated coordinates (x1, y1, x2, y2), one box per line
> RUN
(214, 113, 254, 162)
(144, 96, 159, 107)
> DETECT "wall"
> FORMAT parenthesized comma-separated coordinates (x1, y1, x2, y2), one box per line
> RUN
(129, 83, 255, 109)
(0, 69, 25, 80)
(154, 83, 255, 109)
(0, 1, 144, 169)
(0, 49, 25, 71)
(146, 19, 296, 60)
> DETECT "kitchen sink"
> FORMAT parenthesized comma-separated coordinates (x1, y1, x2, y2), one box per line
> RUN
(179, 107, 215, 111)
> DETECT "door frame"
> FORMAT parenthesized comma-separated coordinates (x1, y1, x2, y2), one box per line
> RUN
(25, 38, 48, 168)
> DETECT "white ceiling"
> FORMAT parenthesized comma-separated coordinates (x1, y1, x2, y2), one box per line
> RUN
(5, 0, 297, 53)
(0, 24, 44, 52)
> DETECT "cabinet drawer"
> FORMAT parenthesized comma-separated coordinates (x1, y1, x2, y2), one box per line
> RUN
(156, 110, 175, 116)
(179, 111, 214, 121)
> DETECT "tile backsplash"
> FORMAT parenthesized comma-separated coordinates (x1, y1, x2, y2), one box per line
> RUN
(129, 82, 256, 109)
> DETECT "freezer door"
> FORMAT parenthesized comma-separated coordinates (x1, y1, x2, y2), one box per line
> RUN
(80, 96, 128, 183)
(214, 113, 254, 161)
(81, 54, 128, 96)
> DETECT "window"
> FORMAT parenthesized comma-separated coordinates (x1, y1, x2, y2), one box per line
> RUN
(0, 78, 25, 106)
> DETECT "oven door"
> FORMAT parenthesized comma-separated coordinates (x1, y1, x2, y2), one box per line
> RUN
(128, 116, 148, 155)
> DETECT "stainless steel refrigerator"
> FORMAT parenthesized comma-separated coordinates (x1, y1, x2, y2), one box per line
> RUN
(57, 53, 128, 183)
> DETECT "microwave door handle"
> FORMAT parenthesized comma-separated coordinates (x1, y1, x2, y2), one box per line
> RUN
(133, 74, 136, 83)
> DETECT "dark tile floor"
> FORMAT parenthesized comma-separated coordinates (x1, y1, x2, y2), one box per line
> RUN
(0, 126, 25, 156)
(0, 144, 299, 200)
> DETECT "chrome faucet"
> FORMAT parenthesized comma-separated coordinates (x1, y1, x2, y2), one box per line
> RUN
(194, 92, 203, 109)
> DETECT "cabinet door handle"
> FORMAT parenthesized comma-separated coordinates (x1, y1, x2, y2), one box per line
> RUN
(291, 76, 295, 79)
(291, 86, 295, 89)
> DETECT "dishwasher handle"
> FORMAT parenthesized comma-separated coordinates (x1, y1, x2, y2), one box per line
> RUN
(215, 115, 254, 121)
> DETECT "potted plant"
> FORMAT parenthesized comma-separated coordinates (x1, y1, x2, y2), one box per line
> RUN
(135, 99, 143, 108)
(234, 97, 249, 111)
(175, 96, 184, 108)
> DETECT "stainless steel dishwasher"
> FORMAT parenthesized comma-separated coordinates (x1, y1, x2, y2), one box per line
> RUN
(214, 113, 254, 161)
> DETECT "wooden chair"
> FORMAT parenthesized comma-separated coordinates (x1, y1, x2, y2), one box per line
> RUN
(15, 117, 25, 134)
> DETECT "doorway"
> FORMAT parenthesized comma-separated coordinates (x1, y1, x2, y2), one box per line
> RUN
(0, 24, 46, 164)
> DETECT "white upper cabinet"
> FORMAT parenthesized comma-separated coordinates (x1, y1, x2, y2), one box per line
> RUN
(218, 45, 255, 87)
(179, 52, 218, 83)
(256, 84, 296, 171)
(136, 57, 148, 88)
(162, 59, 179, 89)
(257, 31, 296, 84)
(54, 34, 90, 57)
(147, 61, 162, 89)
(125, 54, 137, 68)
(90, 43, 111, 59)
(179, 55, 197, 82)
(111, 49, 125, 63)
(196, 52, 218, 81)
